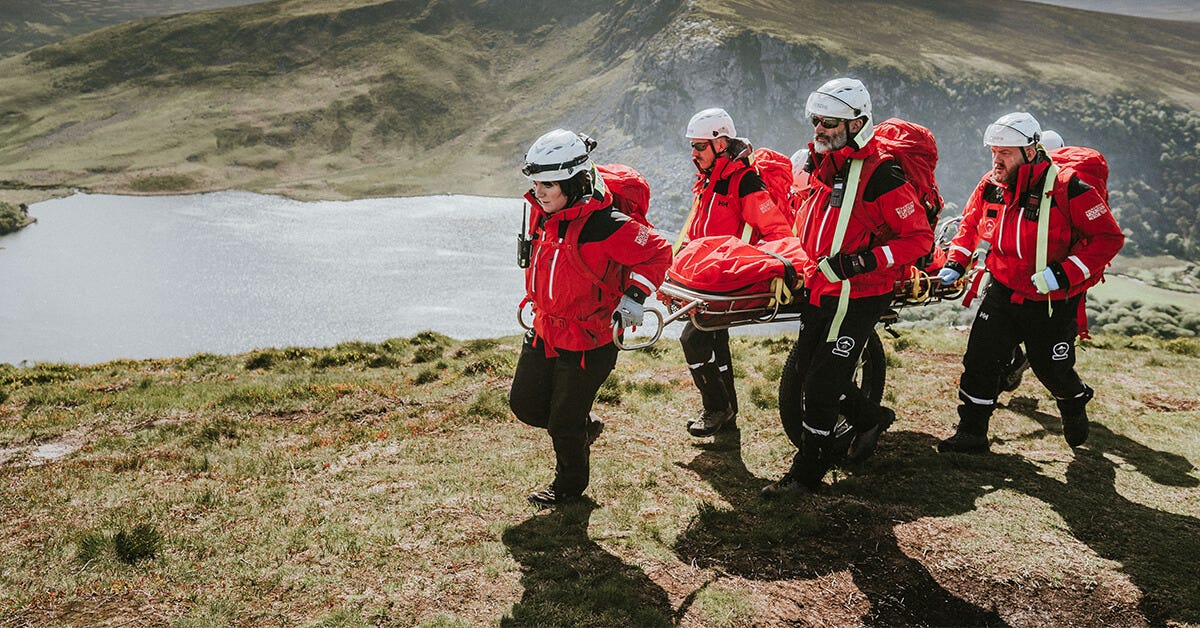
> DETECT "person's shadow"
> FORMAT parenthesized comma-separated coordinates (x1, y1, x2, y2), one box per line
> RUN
(501, 499, 674, 627)
(674, 428, 1007, 626)
(1004, 397, 1200, 624)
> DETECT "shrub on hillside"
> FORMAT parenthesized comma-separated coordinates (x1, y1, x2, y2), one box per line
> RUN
(0, 202, 31, 235)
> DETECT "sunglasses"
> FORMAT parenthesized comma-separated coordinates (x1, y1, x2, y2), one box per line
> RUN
(689, 141, 710, 152)
(811, 115, 844, 129)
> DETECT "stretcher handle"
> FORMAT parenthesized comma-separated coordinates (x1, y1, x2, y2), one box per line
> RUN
(517, 301, 534, 331)
(612, 298, 703, 351)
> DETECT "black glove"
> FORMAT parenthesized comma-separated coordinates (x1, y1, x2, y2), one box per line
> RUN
(825, 251, 878, 281)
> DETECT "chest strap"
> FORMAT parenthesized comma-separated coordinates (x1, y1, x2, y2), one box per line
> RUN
(815, 158, 864, 342)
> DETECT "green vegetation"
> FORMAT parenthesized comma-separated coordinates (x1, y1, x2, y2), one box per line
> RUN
(0, 201, 34, 235)
(1, 329, 1197, 624)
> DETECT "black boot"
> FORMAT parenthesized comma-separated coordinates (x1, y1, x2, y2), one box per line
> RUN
(762, 429, 848, 498)
(846, 406, 895, 463)
(1057, 385, 1094, 448)
(720, 364, 739, 418)
(586, 412, 605, 446)
(532, 434, 589, 507)
(1000, 346, 1029, 393)
(687, 362, 735, 437)
(938, 398, 992, 454)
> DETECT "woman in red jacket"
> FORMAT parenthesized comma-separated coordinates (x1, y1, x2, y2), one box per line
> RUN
(509, 129, 672, 508)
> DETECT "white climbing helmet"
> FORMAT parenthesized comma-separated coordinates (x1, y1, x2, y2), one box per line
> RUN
(522, 129, 596, 182)
(805, 77, 873, 147)
(983, 112, 1041, 147)
(1040, 129, 1065, 150)
(685, 108, 737, 140)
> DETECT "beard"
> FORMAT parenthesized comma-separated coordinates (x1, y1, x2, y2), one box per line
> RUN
(990, 163, 1018, 187)
(812, 126, 848, 154)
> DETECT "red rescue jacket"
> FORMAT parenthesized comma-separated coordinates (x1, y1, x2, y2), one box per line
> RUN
(955, 158, 1124, 302)
(684, 152, 793, 246)
(793, 138, 934, 301)
(522, 188, 672, 355)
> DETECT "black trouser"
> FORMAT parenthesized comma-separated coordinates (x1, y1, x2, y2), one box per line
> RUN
(509, 332, 618, 497)
(779, 292, 892, 486)
(957, 281, 1087, 431)
(680, 323, 737, 414)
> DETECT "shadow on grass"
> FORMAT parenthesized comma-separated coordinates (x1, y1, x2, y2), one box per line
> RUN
(674, 428, 1007, 626)
(1005, 398, 1200, 624)
(501, 499, 673, 627)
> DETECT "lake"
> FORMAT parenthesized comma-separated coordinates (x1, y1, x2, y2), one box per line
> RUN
(0, 191, 712, 365)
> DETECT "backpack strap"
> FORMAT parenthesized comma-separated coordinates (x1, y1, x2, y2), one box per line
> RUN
(815, 158, 865, 342)
(673, 191, 701, 256)
(563, 213, 623, 302)
(1031, 162, 1060, 316)
(728, 166, 756, 243)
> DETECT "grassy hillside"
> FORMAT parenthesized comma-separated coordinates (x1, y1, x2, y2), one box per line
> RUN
(0, 0, 264, 57)
(0, 0, 1196, 251)
(1, 329, 1197, 625)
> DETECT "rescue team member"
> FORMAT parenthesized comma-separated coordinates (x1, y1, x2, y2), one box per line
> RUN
(936, 130, 1068, 395)
(509, 129, 672, 508)
(677, 108, 794, 437)
(936, 113, 1123, 454)
(763, 78, 933, 497)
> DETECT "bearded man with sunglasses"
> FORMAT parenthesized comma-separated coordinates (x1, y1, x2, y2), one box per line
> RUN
(936, 113, 1123, 454)
(677, 108, 795, 438)
(762, 78, 933, 498)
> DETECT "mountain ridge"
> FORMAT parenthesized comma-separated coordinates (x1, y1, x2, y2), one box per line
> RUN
(0, 0, 1196, 254)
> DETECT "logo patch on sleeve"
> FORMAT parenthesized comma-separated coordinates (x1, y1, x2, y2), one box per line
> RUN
(896, 201, 916, 219)
(1085, 203, 1107, 220)
(636, 224, 650, 246)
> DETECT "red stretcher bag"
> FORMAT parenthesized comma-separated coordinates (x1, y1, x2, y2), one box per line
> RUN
(662, 235, 808, 312)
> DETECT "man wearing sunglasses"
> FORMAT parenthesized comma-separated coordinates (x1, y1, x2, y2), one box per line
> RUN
(678, 107, 794, 438)
(763, 78, 933, 498)
(936, 113, 1123, 454)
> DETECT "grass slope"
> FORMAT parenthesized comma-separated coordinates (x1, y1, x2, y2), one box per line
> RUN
(1, 329, 1197, 625)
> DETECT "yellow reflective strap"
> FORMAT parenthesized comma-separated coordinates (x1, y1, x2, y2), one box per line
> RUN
(673, 193, 701, 255)
(1034, 163, 1059, 315)
(825, 159, 864, 342)
(740, 222, 753, 243)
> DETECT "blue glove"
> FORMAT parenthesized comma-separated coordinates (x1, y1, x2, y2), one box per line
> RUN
(936, 266, 962, 285)
(1032, 265, 1069, 294)
(613, 294, 644, 328)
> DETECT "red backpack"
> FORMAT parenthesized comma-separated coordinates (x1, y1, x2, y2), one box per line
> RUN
(739, 148, 796, 224)
(596, 163, 653, 227)
(1049, 146, 1109, 201)
(873, 118, 944, 228)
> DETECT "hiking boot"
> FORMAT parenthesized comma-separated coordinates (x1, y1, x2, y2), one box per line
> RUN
(1059, 385, 1094, 448)
(937, 430, 990, 454)
(1062, 413, 1089, 448)
(527, 486, 579, 509)
(846, 407, 895, 464)
(586, 413, 605, 446)
(687, 407, 736, 437)
(1001, 348, 1029, 393)
(760, 473, 814, 499)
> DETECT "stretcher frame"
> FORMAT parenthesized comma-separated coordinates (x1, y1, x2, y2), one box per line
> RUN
(612, 267, 970, 350)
